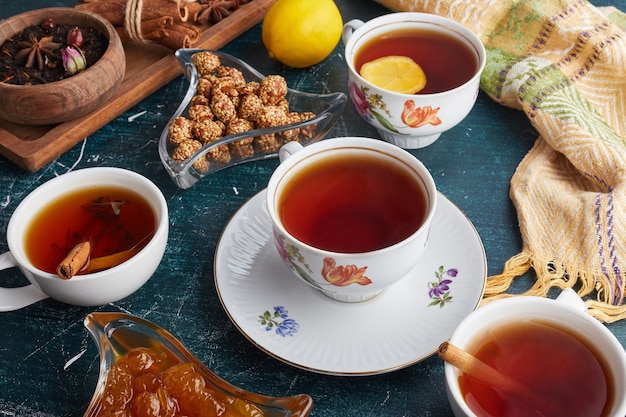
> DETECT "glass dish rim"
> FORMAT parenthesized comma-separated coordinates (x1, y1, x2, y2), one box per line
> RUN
(158, 48, 347, 189)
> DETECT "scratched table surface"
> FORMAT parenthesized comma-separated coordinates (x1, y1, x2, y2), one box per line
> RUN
(1, 0, 625, 416)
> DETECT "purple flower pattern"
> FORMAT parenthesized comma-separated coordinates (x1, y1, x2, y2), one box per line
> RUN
(259, 306, 299, 337)
(428, 266, 459, 308)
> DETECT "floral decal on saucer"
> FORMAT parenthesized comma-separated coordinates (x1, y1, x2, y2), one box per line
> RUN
(322, 257, 372, 286)
(427, 266, 459, 308)
(349, 82, 442, 134)
(259, 306, 299, 337)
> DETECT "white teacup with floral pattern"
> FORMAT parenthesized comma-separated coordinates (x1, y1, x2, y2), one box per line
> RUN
(266, 137, 437, 303)
(342, 13, 486, 149)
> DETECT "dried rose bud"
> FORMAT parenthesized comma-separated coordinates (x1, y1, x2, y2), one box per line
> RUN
(66, 27, 84, 49)
(62, 47, 86, 75)
(41, 18, 56, 30)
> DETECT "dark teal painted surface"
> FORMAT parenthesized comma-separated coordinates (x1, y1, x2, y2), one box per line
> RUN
(0, 0, 624, 415)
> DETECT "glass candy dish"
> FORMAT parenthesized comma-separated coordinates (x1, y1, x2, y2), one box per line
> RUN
(83, 312, 314, 417)
(159, 49, 347, 189)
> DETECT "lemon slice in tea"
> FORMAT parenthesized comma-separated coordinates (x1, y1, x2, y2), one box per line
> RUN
(360, 55, 427, 94)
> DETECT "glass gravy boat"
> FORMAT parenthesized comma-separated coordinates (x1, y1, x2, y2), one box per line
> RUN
(83, 312, 313, 417)
(158, 49, 347, 189)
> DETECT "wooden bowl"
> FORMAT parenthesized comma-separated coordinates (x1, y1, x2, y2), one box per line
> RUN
(0, 8, 125, 125)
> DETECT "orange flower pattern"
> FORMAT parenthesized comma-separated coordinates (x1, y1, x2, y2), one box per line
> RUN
(349, 83, 443, 133)
(401, 100, 442, 128)
(321, 257, 372, 287)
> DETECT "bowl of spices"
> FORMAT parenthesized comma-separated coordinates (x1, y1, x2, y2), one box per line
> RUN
(0, 7, 125, 125)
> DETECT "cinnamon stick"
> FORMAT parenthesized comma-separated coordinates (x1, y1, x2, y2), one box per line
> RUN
(76, 0, 188, 24)
(75, 2, 126, 26)
(438, 342, 523, 391)
(56, 244, 142, 279)
(438, 342, 559, 414)
(75, 0, 248, 49)
(82, 247, 140, 274)
(56, 241, 91, 280)
(160, 23, 200, 47)
(139, 16, 175, 35)
(81, 232, 152, 274)
(140, 0, 189, 23)
(185, 1, 203, 22)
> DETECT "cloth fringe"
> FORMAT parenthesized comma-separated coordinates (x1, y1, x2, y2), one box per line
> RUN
(484, 251, 626, 323)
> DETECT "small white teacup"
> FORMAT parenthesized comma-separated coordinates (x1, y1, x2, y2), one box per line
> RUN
(342, 13, 486, 149)
(266, 137, 437, 303)
(443, 289, 626, 417)
(0, 167, 168, 310)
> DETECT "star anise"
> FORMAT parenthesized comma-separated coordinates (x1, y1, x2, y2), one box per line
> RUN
(197, 0, 238, 25)
(15, 33, 62, 71)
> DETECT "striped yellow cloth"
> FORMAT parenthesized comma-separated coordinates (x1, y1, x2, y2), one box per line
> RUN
(373, 0, 626, 322)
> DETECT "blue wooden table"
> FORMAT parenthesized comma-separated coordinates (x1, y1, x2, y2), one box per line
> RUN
(0, 0, 624, 415)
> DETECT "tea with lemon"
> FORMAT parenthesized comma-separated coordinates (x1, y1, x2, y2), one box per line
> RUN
(355, 28, 478, 94)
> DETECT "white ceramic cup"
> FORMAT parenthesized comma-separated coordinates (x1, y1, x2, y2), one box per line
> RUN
(266, 137, 437, 303)
(444, 288, 626, 417)
(0, 167, 169, 311)
(342, 13, 486, 149)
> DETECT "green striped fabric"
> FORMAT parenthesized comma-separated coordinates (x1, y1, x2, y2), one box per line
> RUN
(374, 0, 626, 321)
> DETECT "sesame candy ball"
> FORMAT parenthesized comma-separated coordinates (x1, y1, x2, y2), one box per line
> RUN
(192, 52, 221, 76)
(238, 94, 264, 121)
(188, 105, 213, 122)
(216, 66, 246, 87)
(210, 91, 237, 123)
(168, 116, 194, 145)
(192, 119, 223, 144)
(255, 106, 288, 128)
(259, 75, 288, 105)
(190, 95, 209, 106)
(172, 138, 202, 161)
(254, 134, 281, 153)
(196, 77, 214, 99)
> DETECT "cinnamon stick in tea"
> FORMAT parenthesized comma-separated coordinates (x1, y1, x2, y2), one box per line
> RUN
(56, 245, 141, 279)
(438, 341, 560, 415)
(55, 231, 153, 279)
(82, 247, 140, 274)
(56, 241, 91, 280)
(438, 342, 524, 390)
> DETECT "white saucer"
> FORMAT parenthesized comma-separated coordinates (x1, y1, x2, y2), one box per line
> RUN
(214, 190, 486, 376)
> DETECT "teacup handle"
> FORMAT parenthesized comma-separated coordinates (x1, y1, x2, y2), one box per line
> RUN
(342, 19, 364, 45)
(556, 288, 588, 313)
(0, 251, 49, 312)
(278, 141, 304, 163)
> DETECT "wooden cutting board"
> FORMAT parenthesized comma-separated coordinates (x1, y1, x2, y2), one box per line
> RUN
(0, 0, 276, 172)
